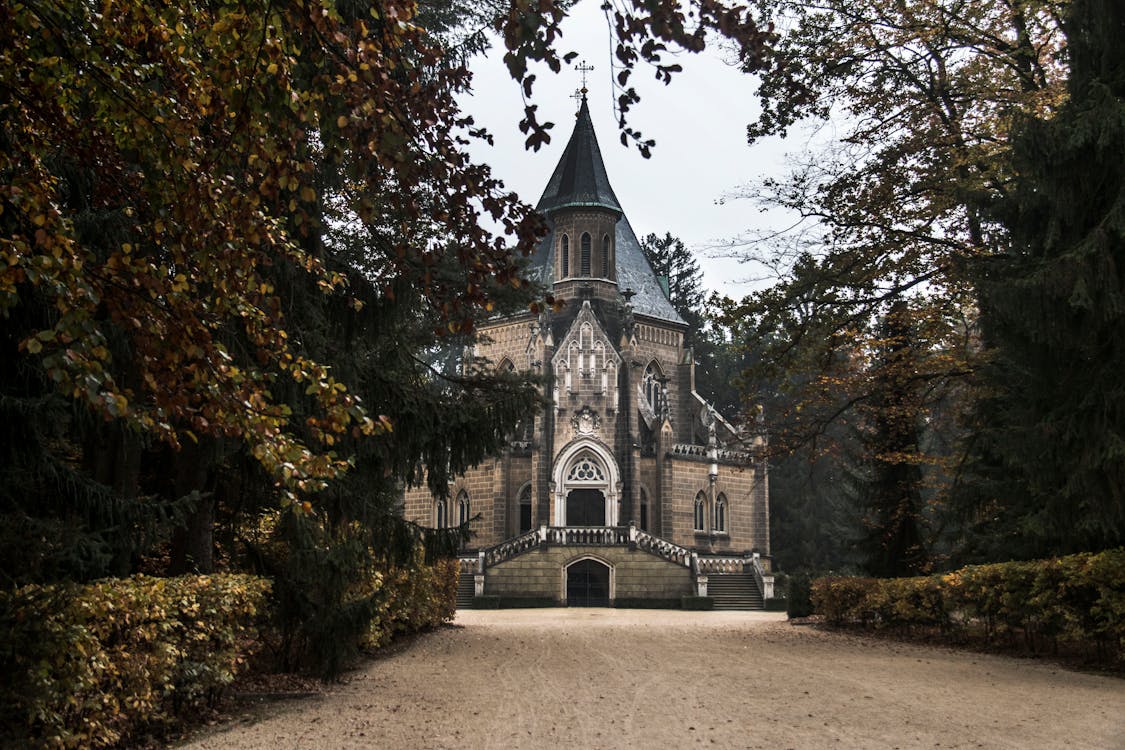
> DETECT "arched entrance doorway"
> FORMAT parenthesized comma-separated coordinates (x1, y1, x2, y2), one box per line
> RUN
(566, 488, 605, 525)
(553, 441, 621, 526)
(565, 558, 611, 606)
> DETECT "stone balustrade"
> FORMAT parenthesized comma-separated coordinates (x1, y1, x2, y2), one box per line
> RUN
(750, 552, 775, 599)
(694, 556, 744, 574)
(669, 443, 750, 463)
(483, 528, 542, 567)
(474, 524, 698, 570)
(634, 530, 692, 567)
(547, 525, 630, 546)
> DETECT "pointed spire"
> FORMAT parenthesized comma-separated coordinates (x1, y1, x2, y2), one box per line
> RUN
(535, 97, 623, 216)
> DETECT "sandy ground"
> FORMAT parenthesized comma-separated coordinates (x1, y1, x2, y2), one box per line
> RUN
(181, 609, 1125, 750)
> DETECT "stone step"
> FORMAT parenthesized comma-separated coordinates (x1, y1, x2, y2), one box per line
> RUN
(706, 573, 764, 610)
(456, 573, 475, 609)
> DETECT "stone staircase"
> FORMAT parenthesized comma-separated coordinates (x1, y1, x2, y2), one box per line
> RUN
(707, 572, 764, 610)
(456, 572, 475, 609)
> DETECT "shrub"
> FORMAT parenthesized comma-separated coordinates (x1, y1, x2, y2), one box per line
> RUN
(615, 598, 684, 609)
(0, 574, 269, 749)
(365, 557, 459, 649)
(812, 576, 874, 625)
(472, 595, 501, 609)
(681, 596, 714, 610)
(810, 549, 1125, 661)
(786, 573, 814, 618)
(497, 596, 556, 608)
(256, 508, 459, 678)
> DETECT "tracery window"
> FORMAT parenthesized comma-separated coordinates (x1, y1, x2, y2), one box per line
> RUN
(561, 234, 570, 277)
(435, 498, 448, 529)
(567, 453, 606, 483)
(693, 492, 706, 532)
(715, 493, 727, 533)
(580, 233, 591, 276)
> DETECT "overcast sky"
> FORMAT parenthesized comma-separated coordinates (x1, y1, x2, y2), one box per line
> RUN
(459, 2, 797, 299)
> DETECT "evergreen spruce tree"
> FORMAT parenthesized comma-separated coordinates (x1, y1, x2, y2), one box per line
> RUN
(960, 0, 1125, 557)
(852, 302, 928, 577)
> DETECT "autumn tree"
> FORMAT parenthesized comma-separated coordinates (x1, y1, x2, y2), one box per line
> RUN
(0, 1, 776, 673)
(956, 0, 1125, 558)
(722, 0, 1068, 451)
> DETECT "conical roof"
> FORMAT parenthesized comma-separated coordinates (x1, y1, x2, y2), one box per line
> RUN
(535, 97, 623, 215)
(528, 98, 685, 326)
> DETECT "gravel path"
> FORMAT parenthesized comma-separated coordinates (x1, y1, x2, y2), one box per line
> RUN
(181, 609, 1125, 749)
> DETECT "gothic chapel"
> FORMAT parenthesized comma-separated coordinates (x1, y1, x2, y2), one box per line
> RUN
(402, 94, 773, 608)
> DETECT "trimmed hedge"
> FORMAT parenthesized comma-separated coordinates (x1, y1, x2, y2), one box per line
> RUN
(681, 595, 714, 610)
(0, 574, 270, 749)
(614, 597, 682, 609)
(1, 558, 461, 749)
(364, 558, 459, 649)
(811, 549, 1125, 659)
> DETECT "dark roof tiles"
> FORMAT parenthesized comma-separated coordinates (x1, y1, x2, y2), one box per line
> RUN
(529, 98, 686, 326)
(535, 98, 623, 216)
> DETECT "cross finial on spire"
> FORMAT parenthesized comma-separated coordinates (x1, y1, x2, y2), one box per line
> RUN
(575, 59, 594, 94)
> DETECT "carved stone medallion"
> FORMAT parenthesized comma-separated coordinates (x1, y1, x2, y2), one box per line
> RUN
(571, 405, 600, 435)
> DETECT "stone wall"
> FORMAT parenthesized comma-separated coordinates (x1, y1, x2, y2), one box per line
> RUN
(484, 544, 694, 603)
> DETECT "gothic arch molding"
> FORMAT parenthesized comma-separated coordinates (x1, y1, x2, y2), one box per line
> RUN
(552, 438, 621, 526)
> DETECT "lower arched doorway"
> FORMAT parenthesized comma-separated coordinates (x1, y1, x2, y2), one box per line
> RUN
(566, 559, 611, 607)
(566, 488, 605, 526)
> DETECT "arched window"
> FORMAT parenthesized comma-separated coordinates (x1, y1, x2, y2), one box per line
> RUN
(640, 487, 649, 532)
(561, 235, 569, 277)
(580, 233, 591, 276)
(519, 485, 533, 533)
(715, 493, 727, 533)
(435, 498, 448, 529)
(498, 358, 515, 373)
(693, 492, 706, 532)
(602, 234, 611, 277)
(643, 361, 664, 413)
(457, 490, 471, 526)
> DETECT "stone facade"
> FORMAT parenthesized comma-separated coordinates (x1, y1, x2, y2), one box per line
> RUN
(401, 96, 772, 604)
(485, 545, 693, 603)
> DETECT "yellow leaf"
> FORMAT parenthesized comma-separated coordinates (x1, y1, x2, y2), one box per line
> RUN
(337, 115, 348, 128)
